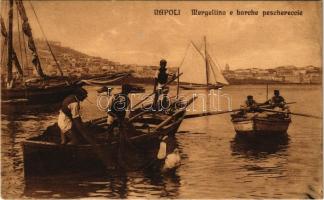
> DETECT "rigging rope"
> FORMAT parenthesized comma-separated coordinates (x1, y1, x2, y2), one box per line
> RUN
(0, 1, 8, 75)
(21, 19, 29, 77)
(28, 0, 64, 77)
(0, 40, 6, 72)
(178, 42, 190, 69)
(206, 43, 224, 71)
(0, 18, 6, 68)
(16, 7, 24, 78)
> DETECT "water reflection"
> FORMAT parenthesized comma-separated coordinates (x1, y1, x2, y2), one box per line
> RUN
(230, 133, 290, 159)
(2, 85, 322, 198)
(1, 112, 57, 198)
(1, 103, 60, 116)
(24, 170, 181, 198)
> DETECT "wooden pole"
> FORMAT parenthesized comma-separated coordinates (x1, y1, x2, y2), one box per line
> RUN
(7, 0, 13, 86)
(176, 67, 180, 98)
(266, 83, 269, 101)
(204, 36, 209, 86)
(131, 72, 183, 110)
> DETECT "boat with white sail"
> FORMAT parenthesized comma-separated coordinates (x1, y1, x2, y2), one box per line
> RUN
(179, 36, 229, 90)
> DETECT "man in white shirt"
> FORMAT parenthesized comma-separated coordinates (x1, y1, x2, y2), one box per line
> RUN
(58, 87, 89, 145)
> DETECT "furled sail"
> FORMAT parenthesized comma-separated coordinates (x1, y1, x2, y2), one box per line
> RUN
(0, 16, 23, 76)
(15, 0, 46, 78)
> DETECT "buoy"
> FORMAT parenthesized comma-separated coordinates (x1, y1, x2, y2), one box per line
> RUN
(162, 148, 181, 171)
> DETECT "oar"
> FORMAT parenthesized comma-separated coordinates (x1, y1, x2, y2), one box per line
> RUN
(154, 96, 197, 131)
(90, 101, 298, 124)
(184, 109, 241, 119)
(259, 108, 322, 119)
(128, 110, 150, 122)
(258, 102, 296, 108)
(131, 73, 183, 109)
(183, 102, 298, 119)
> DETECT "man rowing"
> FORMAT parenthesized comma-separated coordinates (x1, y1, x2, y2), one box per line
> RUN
(240, 95, 259, 113)
(265, 89, 288, 110)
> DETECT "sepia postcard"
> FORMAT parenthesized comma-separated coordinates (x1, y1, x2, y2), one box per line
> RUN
(0, 0, 322, 199)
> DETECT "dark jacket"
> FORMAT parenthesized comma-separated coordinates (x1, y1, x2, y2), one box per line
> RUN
(108, 93, 130, 120)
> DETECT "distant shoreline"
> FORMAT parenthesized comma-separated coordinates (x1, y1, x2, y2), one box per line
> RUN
(99, 76, 322, 86)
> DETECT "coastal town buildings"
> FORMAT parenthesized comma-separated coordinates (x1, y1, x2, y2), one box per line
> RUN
(16, 40, 321, 84)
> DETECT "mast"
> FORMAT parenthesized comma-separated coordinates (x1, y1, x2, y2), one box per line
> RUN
(266, 83, 269, 101)
(7, 0, 13, 86)
(204, 36, 209, 86)
(16, 0, 46, 78)
(176, 67, 180, 98)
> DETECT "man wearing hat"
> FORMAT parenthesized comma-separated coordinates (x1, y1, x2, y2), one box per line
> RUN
(106, 84, 132, 141)
(58, 87, 89, 145)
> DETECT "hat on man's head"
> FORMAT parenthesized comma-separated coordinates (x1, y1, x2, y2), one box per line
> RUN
(97, 86, 113, 94)
(74, 87, 88, 99)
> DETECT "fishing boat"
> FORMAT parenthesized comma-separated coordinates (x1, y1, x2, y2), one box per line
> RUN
(1, 0, 128, 110)
(22, 97, 195, 176)
(0, 0, 83, 106)
(179, 36, 229, 90)
(231, 110, 291, 135)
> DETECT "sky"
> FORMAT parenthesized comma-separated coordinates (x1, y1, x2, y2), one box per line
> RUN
(1, 1, 322, 69)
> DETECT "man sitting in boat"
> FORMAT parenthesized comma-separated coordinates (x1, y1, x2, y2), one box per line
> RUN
(106, 84, 132, 141)
(241, 95, 259, 112)
(58, 87, 89, 145)
(153, 59, 174, 110)
(266, 90, 287, 110)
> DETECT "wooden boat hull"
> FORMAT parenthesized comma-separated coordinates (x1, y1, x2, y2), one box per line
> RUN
(231, 116, 291, 135)
(1, 72, 128, 108)
(179, 84, 223, 90)
(1, 82, 82, 105)
(23, 113, 184, 177)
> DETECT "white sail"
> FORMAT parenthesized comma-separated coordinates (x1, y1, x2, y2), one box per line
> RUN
(179, 40, 229, 86)
(207, 54, 229, 85)
(179, 43, 207, 85)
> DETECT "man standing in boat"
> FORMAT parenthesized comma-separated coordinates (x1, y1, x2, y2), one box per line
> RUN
(58, 87, 90, 145)
(153, 59, 173, 110)
(106, 84, 132, 141)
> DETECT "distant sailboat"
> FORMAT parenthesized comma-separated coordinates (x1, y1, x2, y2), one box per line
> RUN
(179, 36, 229, 90)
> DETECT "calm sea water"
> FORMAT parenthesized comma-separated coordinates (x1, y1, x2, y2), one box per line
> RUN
(1, 84, 322, 198)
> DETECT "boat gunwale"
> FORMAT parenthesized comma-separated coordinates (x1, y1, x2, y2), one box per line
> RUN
(231, 115, 291, 123)
(22, 110, 185, 148)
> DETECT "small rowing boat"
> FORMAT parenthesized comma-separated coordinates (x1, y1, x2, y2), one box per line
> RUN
(231, 110, 291, 135)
